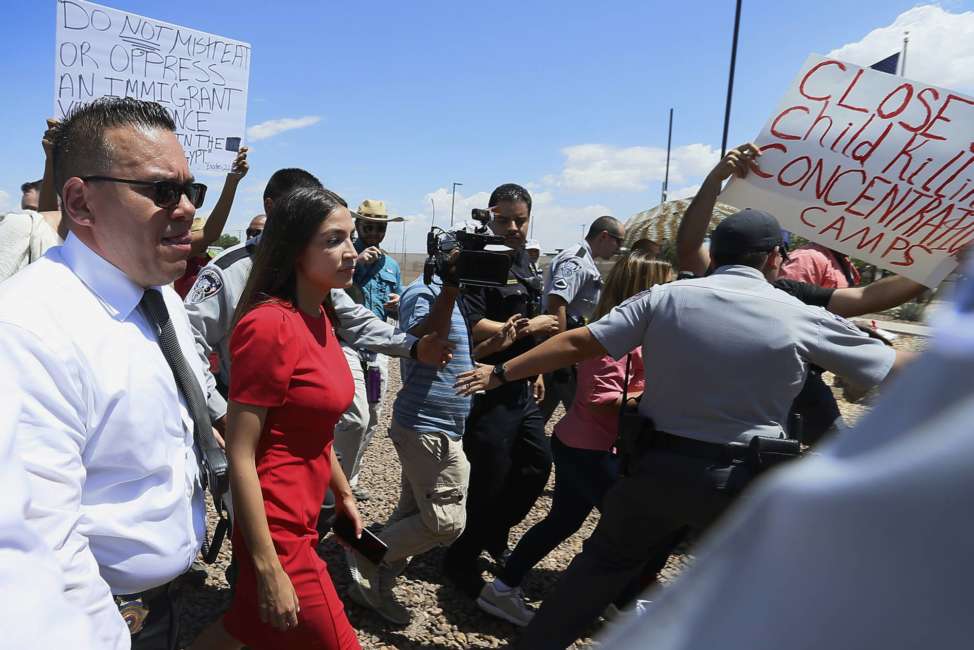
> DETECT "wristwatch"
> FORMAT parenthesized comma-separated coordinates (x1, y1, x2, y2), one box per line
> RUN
(492, 363, 509, 384)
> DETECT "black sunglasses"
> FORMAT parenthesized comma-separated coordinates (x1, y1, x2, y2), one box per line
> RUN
(245, 228, 263, 239)
(82, 176, 207, 209)
(359, 222, 387, 233)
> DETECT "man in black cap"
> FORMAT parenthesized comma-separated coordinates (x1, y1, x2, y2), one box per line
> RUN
(455, 202, 912, 649)
(677, 144, 927, 445)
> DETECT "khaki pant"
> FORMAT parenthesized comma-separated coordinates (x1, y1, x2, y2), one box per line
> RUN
(333, 343, 388, 486)
(381, 419, 470, 571)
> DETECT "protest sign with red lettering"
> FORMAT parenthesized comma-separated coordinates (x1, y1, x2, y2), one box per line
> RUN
(720, 54, 974, 287)
(54, 0, 251, 174)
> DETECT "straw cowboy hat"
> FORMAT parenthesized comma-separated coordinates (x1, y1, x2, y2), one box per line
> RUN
(355, 199, 404, 223)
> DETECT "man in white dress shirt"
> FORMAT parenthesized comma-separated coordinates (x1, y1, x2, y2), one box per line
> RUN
(0, 379, 97, 649)
(0, 97, 211, 650)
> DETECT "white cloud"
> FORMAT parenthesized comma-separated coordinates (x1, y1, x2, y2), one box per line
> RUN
(246, 116, 321, 142)
(666, 184, 701, 201)
(549, 143, 720, 192)
(828, 5, 974, 92)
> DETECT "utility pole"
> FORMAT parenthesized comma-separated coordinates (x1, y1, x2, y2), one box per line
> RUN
(721, 0, 743, 157)
(662, 107, 673, 204)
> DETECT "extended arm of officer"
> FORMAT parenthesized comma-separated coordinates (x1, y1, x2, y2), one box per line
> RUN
(457, 289, 653, 394)
(331, 289, 452, 367)
(677, 143, 760, 275)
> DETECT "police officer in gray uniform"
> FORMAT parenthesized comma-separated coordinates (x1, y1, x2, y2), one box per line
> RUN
(603, 261, 974, 650)
(540, 215, 625, 423)
(456, 208, 911, 649)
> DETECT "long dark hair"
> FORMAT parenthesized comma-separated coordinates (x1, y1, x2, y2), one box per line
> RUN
(233, 187, 348, 330)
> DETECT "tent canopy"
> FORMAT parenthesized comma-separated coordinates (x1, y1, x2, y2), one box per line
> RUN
(624, 198, 738, 248)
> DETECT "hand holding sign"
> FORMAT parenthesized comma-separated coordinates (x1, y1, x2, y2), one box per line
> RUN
(228, 147, 249, 181)
(710, 143, 761, 184)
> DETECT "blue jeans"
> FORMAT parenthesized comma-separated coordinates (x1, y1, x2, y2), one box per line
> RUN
(499, 436, 619, 587)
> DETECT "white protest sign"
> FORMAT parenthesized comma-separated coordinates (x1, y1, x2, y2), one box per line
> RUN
(54, 0, 251, 174)
(721, 53, 974, 287)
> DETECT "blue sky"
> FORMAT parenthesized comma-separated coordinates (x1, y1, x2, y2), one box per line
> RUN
(2, 0, 973, 252)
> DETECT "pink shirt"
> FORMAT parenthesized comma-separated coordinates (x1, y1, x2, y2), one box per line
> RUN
(554, 348, 645, 451)
(779, 243, 860, 289)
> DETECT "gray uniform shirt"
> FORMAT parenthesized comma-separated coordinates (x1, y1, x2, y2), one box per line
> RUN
(588, 265, 895, 444)
(184, 241, 416, 420)
(543, 240, 602, 322)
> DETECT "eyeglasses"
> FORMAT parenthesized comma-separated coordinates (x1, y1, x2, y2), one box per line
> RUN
(82, 176, 207, 209)
(359, 222, 387, 233)
(245, 228, 263, 239)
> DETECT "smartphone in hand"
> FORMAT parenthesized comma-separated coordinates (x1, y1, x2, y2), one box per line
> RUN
(333, 514, 388, 566)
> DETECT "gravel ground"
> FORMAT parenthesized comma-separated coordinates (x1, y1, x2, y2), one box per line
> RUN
(179, 334, 926, 649)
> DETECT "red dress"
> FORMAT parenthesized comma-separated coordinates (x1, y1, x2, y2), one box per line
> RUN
(222, 300, 359, 650)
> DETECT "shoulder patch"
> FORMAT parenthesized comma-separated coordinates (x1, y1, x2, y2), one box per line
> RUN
(187, 268, 224, 304)
(553, 258, 582, 281)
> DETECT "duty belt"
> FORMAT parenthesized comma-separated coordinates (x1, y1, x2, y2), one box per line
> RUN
(646, 430, 802, 472)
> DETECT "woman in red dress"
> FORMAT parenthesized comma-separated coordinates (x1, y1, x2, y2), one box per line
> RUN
(194, 187, 364, 649)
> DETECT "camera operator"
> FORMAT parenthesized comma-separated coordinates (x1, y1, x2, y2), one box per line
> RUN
(443, 183, 559, 599)
(540, 216, 625, 424)
(457, 208, 913, 649)
(348, 249, 473, 625)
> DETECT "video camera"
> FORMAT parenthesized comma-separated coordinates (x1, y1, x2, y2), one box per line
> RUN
(424, 208, 512, 287)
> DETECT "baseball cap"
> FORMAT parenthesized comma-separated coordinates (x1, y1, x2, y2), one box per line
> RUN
(710, 209, 784, 257)
(526, 240, 541, 251)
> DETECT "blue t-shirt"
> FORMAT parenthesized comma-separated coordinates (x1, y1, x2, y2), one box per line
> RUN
(392, 278, 473, 438)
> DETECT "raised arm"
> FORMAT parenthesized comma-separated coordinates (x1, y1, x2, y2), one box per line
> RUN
(190, 147, 249, 256)
(38, 119, 60, 213)
(677, 143, 760, 275)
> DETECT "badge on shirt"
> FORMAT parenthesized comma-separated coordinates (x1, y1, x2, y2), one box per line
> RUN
(187, 268, 223, 304)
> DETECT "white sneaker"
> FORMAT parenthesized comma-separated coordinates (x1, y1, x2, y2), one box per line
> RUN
(476, 580, 535, 627)
(346, 548, 373, 590)
(348, 566, 411, 625)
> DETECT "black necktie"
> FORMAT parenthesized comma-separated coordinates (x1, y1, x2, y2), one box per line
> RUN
(140, 288, 231, 561)
(139, 288, 212, 450)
